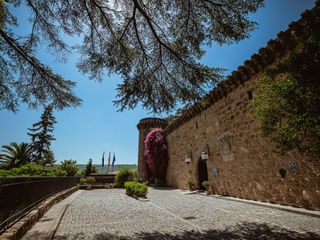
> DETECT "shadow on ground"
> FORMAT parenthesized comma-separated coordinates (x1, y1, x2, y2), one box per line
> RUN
(53, 222, 320, 240)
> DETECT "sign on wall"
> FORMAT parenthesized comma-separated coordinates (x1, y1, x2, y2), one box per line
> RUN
(211, 168, 218, 177)
(289, 160, 298, 173)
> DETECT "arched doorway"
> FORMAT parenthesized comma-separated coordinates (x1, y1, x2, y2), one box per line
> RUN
(198, 159, 208, 190)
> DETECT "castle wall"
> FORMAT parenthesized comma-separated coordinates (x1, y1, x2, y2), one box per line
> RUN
(164, 5, 320, 210)
(165, 74, 320, 210)
(137, 4, 320, 210)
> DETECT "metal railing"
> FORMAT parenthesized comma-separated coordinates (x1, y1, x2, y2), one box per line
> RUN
(0, 176, 79, 232)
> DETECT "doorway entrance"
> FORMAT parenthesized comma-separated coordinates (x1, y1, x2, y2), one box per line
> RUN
(198, 159, 208, 190)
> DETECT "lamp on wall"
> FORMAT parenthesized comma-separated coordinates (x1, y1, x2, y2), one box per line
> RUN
(200, 145, 210, 162)
(200, 151, 209, 161)
(184, 152, 192, 165)
(44, 163, 52, 175)
(201, 145, 210, 161)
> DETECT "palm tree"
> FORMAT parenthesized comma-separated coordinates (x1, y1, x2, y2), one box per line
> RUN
(0, 142, 34, 169)
(0, 155, 8, 167)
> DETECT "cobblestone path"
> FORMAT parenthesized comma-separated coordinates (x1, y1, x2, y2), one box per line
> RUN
(53, 188, 320, 240)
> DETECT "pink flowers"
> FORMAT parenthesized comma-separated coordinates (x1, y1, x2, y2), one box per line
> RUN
(144, 128, 168, 179)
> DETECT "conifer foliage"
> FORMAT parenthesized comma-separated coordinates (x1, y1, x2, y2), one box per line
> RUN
(28, 105, 57, 163)
(0, 0, 264, 113)
(84, 158, 97, 176)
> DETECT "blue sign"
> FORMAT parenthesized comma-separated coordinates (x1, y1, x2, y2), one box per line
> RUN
(211, 168, 218, 177)
(289, 161, 298, 173)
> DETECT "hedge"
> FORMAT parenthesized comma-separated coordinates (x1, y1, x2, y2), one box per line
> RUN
(124, 181, 148, 198)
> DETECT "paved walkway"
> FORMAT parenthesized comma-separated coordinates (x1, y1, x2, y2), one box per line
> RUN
(22, 190, 83, 240)
(24, 188, 320, 240)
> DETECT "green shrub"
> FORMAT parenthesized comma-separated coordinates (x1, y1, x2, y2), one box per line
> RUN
(187, 179, 194, 190)
(0, 169, 10, 176)
(0, 163, 69, 176)
(125, 181, 148, 198)
(4, 163, 44, 176)
(18, 163, 44, 176)
(60, 160, 79, 176)
(125, 181, 135, 196)
(202, 181, 210, 191)
(134, 182, 148, 198)
(115, 167, 134, 188)
(47, 166, 67, 176)
(253, 35, 320, 159)
(80, 177, 86, 184)
(85, 177, 96, 184)
(7, 167, 20, 176)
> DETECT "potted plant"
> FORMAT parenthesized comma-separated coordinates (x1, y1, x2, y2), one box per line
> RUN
(202, 181, 210, 194)
(85, 177, 96, 190)
(80, 177, 86, 185)
(187, 179, 195, 191)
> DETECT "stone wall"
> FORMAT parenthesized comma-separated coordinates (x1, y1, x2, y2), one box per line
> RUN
(137, 3, 320, 210)
(165, 75, 320, 210)
(164, 4, 320, 210)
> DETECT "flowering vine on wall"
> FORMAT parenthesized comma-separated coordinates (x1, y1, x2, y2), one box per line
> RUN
(144, 128, 168, 180)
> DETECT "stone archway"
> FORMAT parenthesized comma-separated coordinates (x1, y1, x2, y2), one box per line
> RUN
(198, 159, 208, 190)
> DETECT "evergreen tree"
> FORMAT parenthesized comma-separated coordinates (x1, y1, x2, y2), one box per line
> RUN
(28, 105, 57, 163)
(84, 158, 97, 176)
(0, 0, 265, 113)
(42, 150, 56, 166)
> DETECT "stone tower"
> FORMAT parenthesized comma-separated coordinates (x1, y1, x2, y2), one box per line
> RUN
(136, 117, 168, 182)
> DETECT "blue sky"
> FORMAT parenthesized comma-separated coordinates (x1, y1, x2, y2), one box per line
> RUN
(0, 0, 315, 165)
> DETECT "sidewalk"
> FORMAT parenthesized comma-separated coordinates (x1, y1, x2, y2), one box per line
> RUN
(22, 190, 83, 240)
(195, 191, 320, 218)
(21, 188, 320, 240)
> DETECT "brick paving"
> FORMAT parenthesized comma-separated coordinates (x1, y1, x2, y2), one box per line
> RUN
(48, 188, 320, 240)
(22, 190, 83, 240)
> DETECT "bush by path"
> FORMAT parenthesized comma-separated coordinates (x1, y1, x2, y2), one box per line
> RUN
(115, 167, 135, 187)
(125, 181, 148, 198)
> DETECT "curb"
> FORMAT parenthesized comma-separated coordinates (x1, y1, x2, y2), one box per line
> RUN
(200, 193, 320, 218)
(79, 184, 115, 190)
(0, 186, 79, 240)
(130, 195, 150, 202)
(137, 198, 150, 202)
(182, 190, 198, 195)
(50, 203, 70, 240)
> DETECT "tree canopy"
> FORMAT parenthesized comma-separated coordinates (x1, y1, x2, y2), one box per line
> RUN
(1, 0, 264, 113)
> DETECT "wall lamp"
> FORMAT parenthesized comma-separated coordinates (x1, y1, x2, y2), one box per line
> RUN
(200, 145, 210, 161)
(200, 151, 209, 161)
(44, 163, 52, 175)
(184, 152, 192, 165)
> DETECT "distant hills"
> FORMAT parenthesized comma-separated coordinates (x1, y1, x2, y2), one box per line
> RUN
(77, 164, 137, 174)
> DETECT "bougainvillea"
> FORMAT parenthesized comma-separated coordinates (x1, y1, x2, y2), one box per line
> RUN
(144, 128, 168, 179)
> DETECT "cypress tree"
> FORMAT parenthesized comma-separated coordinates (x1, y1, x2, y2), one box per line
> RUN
(28, 105, 57, 163)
